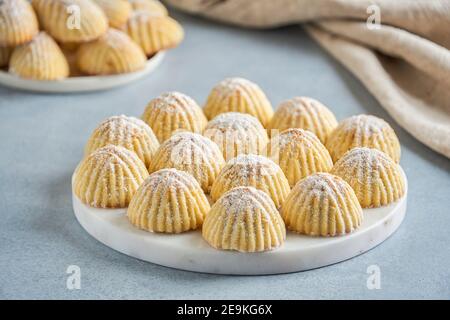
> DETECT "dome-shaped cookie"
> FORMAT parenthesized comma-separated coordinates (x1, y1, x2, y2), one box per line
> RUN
(203, 186, 286, 252)
(76, 29, 146, 75)
(203, 78, 274, 127)
(211, 154, 290, 208)
(123, 11, 183, 56)
(85, 115, 159, 168)
(203, 112, 268, 161)
(32, 0, 108, 43)
(267, 129, 333, 188)
(142, 92, 208, 143)
(128, 168, 210, 233)
(128, 0, 168, 15)
(9, 32, 69, 80)
(268, 97, 338, 143)
(0, 0, 39, 47)
(73, 145, 149, 208)
(0, 46, 12, 68)
(149, 132, 225, 193)
(281, 173, 363, 236)
(325, 114, 401, 163)
(93, 0, 132, 28)
(331, 147, 405, 208)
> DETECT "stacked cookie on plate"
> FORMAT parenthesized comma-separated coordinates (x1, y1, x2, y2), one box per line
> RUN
(0, 0, 183, 80)
(73, 77, 406, 253)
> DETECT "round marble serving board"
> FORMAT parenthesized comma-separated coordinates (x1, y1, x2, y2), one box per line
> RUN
(72, 169, 407, 275)
(0, 51, 165, 93)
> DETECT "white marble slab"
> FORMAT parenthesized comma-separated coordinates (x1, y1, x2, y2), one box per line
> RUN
(0, 51, 165, 93)
(72, 169, 407, 275)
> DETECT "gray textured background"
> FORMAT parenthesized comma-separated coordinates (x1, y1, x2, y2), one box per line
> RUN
(1, 12, 449, 299)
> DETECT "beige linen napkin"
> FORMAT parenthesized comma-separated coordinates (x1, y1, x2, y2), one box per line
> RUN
(164, 0, 450, 159)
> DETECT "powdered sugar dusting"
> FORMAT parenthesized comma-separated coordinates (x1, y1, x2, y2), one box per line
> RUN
(213, 77, 257, 97)
(206, 112, 263, 131)
(162, 131, 221, 163)
(148, 91, 198, 113)
(1, 0, 32, 19)
(297, 173, 346, 199)
(339, 114, 389, 135)
(334, 147, 394, 183)
(99, 29, 136, 49)
(217, 186, 274, 217)
(145, 168, 200, 191)
(96, 114, 154, 139)
(226, 154, 281, 178)
(277, 128, 318, 149)
(278, 97, 322, 116)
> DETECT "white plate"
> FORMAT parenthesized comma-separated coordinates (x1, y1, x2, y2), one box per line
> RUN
(0, 51, 165, 93)
(72, 169, 407, 275)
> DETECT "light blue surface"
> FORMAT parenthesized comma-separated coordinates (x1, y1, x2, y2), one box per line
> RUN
(1, 12, 449, 299)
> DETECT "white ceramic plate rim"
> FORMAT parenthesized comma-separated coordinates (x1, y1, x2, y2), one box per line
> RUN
(0, 51, 165, 93)
(72, 168, 408, 275)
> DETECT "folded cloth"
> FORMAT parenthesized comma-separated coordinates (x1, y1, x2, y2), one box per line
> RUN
(164, 0, 450, 159)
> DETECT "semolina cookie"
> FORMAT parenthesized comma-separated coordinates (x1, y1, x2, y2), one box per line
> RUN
(268, 97, 338, 143)
(203, 112, 268, 161)
(92, 0, 132, 28)
(331, 147, 405, 208)
(0, 0, 39, 47)
(142, 92, 208, 143)
(123, 11, 184, 56)
(203, 186, 286, 252)
(32, 0, 108, 43)
(325, 114, 401, 163)
(77, 29, 147, 75)
(149, 132, 225, 193)
(267, 128, 333, 188)
(85, 115, 159, 168)
(128, 168, 210, 233)
(128, 0, 168, 15)
(281, 173, 363, 237)
(9, 32, 69, 80)
(73, 145, 149, 208)
(210, 154, 290, 209)
(203, 77, 274, 128)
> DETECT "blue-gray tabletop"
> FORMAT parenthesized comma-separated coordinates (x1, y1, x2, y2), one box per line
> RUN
(1, 12, 449, 299)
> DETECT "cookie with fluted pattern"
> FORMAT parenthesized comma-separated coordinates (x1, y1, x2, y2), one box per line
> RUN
(128, 168, 210, 233)
(73, 145, 149, 208)
(281, 173, 363, 236)
(203, 186, 286, 252)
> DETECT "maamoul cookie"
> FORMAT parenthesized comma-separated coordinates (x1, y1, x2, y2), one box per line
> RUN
(268, 97, 338, 143)
(123, 11, 184, 56)
(9, 32, 69, 80)
(128, 0, 168, 15)
(128, 168, 210, 233)
(32, 0, 108, 43)
(0, 46, 11, 68)
(203, 112, 269, 161)
(210, 154, 290, 208)
(76, 29, 147, 75)
(0, 0, 39, 47)
(267, 128, 333, 188)
(142, 92, 208, 143)
(281, 173, 363, 237)
(202, 186, 286, 252)
(203, 78, 274, 127)
(73, 145, 149, 208)
(325, 114, 401, 163)
(331, 147, 405, 208)
(92, 0, 132, 28)
(149, 132, 225, 193)
(85, 115, 159, 168)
